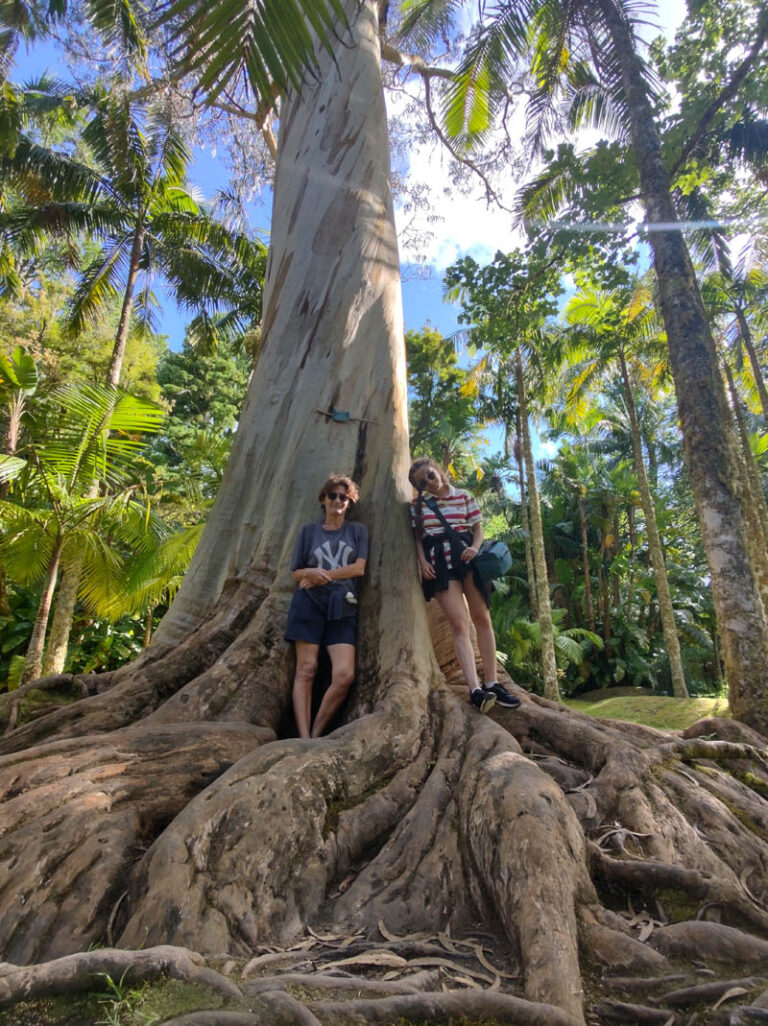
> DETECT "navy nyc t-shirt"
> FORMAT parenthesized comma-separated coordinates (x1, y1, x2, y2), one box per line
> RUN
(290, 521, 369, 600)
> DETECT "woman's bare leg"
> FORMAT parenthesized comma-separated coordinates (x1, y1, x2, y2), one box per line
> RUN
(311, 643, 356, 738)
(434, 580, 478, 691)
(293, 641, 319, 739)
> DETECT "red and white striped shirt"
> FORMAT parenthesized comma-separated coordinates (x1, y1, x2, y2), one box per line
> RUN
(410, 488, 482, 567)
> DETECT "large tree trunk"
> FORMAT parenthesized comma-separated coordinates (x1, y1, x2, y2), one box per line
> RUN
(5, 7, 768, 1026)
(619, 354, 688, 698)
(597, 0, 768, 732)
(515, 349, 559, 700)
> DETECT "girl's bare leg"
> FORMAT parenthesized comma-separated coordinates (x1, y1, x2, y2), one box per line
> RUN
(434, 579, 479, 691)
(464, 574, 498, 684)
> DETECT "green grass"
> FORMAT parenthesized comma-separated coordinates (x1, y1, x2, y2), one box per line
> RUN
(565, 693, 728, 730)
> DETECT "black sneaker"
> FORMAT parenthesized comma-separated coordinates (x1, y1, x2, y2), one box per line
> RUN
(470, 687, 497, 714)
(485, 681, 521, 708)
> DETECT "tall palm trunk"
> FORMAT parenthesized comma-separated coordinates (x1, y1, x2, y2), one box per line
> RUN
(41, 559, 81, 676)
(21, 537, 63, 685)
(514, 411, 537, 616)
(578, 494, 595, 633)
(619, 353, 688, 698)
(42, 228, 146, 675)
(734, 305, 768, 423)
(107, 225, 146, 388)
(721, 356, 768, 607)
(0, 394, 23, 616)
(515, 350, 559, 699)
(598, 0, 768, 731)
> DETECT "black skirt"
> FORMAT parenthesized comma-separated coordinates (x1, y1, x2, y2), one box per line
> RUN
(421, 531, 491, 606)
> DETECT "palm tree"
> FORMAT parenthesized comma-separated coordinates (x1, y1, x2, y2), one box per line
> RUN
(2, 95, 268, 387)
(558, 279, 689, 697)
(702, 259, 768, 422)
(2, 91, 270, 674)
(411, 0, 768, 726)
(0, 383, 165, 683)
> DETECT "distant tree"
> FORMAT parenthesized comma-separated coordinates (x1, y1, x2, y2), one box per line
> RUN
(0, 383, 164, 683)
(405, 326, 478, 471)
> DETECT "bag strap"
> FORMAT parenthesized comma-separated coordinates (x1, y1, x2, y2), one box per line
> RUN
(424, 496, 467, 550)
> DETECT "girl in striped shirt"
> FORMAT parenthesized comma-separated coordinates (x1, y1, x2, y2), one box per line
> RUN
(409, 457, 520, 713)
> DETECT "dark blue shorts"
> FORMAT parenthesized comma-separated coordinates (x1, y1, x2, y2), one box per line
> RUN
(285, 589, 357, 647)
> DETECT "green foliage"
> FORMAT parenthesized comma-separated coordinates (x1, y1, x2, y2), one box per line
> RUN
(406, 326, 479, 471)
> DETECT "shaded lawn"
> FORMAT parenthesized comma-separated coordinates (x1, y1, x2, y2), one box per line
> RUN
(565, 693, 728, 730)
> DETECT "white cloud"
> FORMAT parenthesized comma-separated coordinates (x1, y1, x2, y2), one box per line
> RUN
(395, 139, 524, 270)
(390, 0, 689, 273)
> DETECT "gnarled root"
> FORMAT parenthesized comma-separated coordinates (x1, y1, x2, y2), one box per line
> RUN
(0, 944, 241, 1007)
(0, 721, 272, 962)
(3, 598, 768, 1024)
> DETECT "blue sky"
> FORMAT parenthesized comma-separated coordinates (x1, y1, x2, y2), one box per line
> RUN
(13, 35, 461, 349)
(11, 1, 687, 467)
(12, 0, 688, 349)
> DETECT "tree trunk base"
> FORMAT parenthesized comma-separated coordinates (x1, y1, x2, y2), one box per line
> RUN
(2, 595, 768, 1025)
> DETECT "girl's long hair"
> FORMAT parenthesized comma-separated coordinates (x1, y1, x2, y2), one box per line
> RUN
(408, 457, 445, 536)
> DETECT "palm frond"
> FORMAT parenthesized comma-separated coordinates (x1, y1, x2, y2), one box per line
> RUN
(65, 234, 132, 335)
(85, 0, 149, 59)
(0, 455, 27, 483)
(159, 0, 350, 106)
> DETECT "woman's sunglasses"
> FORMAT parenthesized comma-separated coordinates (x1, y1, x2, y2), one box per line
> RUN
(416, 469, 438, 489)
(326, 491, 350, 502)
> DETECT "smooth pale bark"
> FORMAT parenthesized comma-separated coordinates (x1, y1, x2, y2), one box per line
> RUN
(21, 538, 63, 685)
(152, 2, 411, 655)
(515, 350, 559, 700)
(619, 354, 688, 698)
(597, 0, 768, 732)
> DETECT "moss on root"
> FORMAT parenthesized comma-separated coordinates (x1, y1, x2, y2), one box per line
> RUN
(0, 979, 238, 1026)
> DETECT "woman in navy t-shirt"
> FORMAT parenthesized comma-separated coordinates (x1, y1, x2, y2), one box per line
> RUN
(286, 474, 368, 738)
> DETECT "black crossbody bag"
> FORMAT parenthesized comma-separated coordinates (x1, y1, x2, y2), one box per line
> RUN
(423, 497, 512, 581)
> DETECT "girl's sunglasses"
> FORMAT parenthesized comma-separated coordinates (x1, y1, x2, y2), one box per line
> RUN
(416, 469, 438, 488)
(326, 491, 350, 502)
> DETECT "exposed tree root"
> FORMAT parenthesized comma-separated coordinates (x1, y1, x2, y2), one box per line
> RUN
(0, 722, 272, 962)
(260, 991, 324, 1026)
(2, 597, 768, 1024)
(243, 970, 441, 993)
(160, 1015, 261, 1026)
(0, 673, 96, 735)
(0, 945, 241, 1007)
(595, 1000, 677, 1023)
(307, 988, 584, 1024)
(0, 579, 267, 757)
(654, 977, 768, 1007)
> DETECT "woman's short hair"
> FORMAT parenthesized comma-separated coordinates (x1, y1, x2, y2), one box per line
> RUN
(318, 475, 359, 506)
